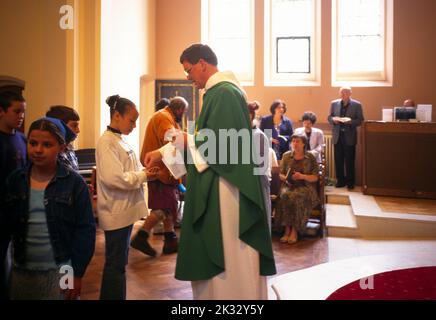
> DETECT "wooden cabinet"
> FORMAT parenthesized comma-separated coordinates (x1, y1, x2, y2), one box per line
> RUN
(362, 121, 436, 199)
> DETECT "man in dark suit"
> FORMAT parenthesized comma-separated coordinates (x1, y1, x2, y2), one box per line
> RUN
(327, 87, 364, 190)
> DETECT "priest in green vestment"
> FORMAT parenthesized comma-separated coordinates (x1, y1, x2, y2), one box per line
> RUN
(145, 44, 276, 299)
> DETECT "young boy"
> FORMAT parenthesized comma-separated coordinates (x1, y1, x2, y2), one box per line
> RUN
(0, 91, 27, 300)
(46, 105, 80, 171)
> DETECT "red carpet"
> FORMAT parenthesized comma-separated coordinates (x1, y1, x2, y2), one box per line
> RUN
(326, 266, 436, 300)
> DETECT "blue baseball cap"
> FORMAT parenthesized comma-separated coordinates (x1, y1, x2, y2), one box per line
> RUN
(41, 117, 77, 144)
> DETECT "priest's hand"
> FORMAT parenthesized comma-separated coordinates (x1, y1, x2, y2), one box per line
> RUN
(144, 149, 163, 168)
(173, 131, 187, 150)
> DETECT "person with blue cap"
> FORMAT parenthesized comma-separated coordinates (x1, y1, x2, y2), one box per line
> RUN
(46, 105, 81, 171)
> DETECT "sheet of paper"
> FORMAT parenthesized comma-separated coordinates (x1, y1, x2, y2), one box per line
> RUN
(333, 116, 351, 123)
(417, 104, 432, 122)
(382, 109, 393, 122)
(187, 134, 209, 173)
(161, 143, 187, 179)
(339, 117, 352, 123)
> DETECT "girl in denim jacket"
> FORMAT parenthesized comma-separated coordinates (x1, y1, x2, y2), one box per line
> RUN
(1, 117, 96, 300)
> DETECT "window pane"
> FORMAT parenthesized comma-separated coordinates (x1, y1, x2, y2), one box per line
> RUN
(277, 37, 310, 73)
(203, 0, 253, 82)
(214, 38, 251, 77)
(338, 36, 383, 72)
(337, 0, 384, 73)
(209, 0, 251, 37)
(272, 0, 313, 37)
(266, 0, 319, 84)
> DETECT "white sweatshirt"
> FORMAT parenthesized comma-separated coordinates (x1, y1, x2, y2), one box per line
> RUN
(96, 130, 148, 231)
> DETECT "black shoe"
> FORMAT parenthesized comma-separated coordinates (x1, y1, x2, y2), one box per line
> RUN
(162, 232, 178, 254)
(335, 182, 346, 188)
(130, 230, 157, 257)
(347, 185, 355, 190)
(162, 238, 178, 254)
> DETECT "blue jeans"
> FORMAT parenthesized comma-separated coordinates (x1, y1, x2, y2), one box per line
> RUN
(100, 225, 133, 300)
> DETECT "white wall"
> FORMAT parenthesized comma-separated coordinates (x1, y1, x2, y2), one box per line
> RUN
(100, 0, 152, 154)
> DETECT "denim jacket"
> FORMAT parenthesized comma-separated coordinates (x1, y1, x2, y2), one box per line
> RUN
(0, 162, 96, 278)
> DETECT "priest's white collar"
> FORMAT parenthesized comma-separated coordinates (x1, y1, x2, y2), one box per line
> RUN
(204, 71, 247, 99)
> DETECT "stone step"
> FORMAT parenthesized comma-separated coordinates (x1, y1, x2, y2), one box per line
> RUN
(326, 204, 357, 228)
(326, 203, 359, 237)
(326, 194, 351, 205)
(325, 191, 436, 239)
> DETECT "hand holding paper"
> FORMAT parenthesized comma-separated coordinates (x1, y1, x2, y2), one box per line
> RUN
(164, 127, 186, 150)
(144, 149, 163, 168)
(161, 143, 187, 179)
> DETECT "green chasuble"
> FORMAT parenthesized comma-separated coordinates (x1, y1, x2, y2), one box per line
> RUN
(175, 81, 277, 281)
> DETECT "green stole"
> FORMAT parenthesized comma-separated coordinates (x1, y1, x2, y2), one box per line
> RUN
(175, 81, 276, 280)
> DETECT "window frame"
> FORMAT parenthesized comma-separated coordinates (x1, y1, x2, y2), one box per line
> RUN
(201, 0, 255, 86)
(332, 0, 394, 87)
(276, 36, 311, 74)
(264, 0, 321, 87)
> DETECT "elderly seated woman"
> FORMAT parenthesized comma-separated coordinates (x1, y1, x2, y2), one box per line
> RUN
(275, 134, 319, 244)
